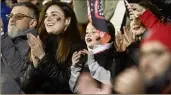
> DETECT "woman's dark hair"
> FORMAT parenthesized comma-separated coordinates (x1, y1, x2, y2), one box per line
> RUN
(106, 20, 115, 42)
(138, 0, 164, 20)
(38, 1, 81, 63)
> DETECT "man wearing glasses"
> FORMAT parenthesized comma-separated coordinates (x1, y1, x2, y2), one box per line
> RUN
(1, 2, 39, 94)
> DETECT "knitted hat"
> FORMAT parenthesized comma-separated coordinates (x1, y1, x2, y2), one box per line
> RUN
(141, 25, 171, 52)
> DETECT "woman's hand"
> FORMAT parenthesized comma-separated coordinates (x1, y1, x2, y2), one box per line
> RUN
(114, 27, 135, 52)
(114, 31, 127, 52)
(30, 50, 39, 68)
(123, 26, 135, 48)
(128, 3, 146, 17)
(27, 33, 45, 60)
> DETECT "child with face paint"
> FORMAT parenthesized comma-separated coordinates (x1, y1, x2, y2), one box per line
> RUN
(69, 20, 132, 93)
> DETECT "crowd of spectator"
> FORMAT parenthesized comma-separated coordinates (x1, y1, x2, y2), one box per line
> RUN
(0, 0, 171, 94)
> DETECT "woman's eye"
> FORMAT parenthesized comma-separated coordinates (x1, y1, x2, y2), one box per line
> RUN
(44, 14, 48, 18)
(52, 14, 58, 17)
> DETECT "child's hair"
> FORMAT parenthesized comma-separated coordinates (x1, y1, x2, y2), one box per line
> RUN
(106, 20, 115, 42)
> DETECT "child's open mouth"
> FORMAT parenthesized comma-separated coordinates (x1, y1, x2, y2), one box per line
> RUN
(86, 38, 92, 43)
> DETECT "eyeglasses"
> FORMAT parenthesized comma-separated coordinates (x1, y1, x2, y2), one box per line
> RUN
(7, 13, 34, 20)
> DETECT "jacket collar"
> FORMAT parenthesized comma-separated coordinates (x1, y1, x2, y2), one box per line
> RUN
(12, 28, 38, 39)
(12, 28, 38, 43)
(92, 42, 113, 54)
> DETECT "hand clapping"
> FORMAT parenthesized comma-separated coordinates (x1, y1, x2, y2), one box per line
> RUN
(27, 33, 45, 67)
(115, 26, 135, 52)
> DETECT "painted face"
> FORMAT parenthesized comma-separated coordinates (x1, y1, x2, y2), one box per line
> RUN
(8, 6, 32, 38)
(140, 41, 171, 82)
(85, 23, 102, 49)
(44, 5, 67, 35)
(130, 14, 146, 35)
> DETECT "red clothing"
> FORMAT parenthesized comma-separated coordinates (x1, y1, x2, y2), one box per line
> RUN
(140, 10, 171, 94)
(140, 10, 171, 52)
(140, 10, 171, 30)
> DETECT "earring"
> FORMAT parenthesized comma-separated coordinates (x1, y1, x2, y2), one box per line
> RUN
(64, 24, 69, 31)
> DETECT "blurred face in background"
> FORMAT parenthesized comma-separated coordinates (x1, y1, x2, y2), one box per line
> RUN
(140, 41, 171, 83)
(8, 6, 33, 38)
(60, 0, 72, 3)
(85, 23, 102, 49)
(17, 0, 30, 2)
(130, 14, 146, 36)
(17, 0, 38, 4)
(44, 5, 69, 35)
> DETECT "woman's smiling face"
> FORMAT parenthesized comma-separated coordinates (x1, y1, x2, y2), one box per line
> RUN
(130, 14, 146, 35)
(44, 5, 67, 35)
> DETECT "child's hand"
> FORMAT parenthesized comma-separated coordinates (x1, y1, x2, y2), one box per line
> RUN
(72, 51, 81, 66)
(79, 49, 92, 55)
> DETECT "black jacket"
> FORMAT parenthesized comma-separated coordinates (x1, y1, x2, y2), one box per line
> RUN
(127, 41, 140, 65)
(20, 36, 86, 94)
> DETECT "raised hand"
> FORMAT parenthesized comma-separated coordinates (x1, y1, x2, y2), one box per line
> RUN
(27, 33, 45, 62)
(72, 51, 81, 66)
(123, 26, 135, 47)
(72, 49, 89, 67)
(129, 3, 146, 16)
(30, 49, 39, 68)
(114, 31, 127, 52)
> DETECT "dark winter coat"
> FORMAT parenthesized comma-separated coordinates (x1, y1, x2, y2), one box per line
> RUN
(20, 35, 86, 94)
